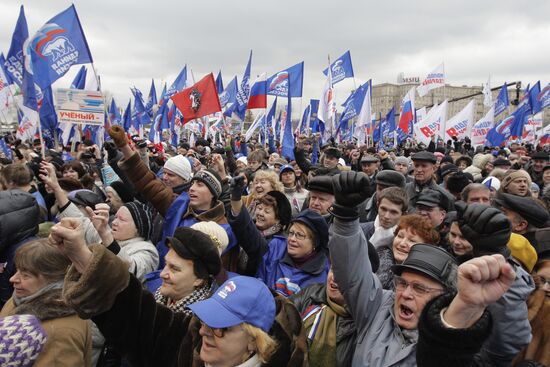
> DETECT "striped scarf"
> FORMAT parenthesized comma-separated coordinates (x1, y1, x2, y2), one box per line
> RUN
(154, 283, 212, 315)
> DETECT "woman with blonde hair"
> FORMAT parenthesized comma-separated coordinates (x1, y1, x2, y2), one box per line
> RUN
(242, 170, 284, 219)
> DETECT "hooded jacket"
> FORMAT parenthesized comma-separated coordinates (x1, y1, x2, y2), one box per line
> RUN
(62, 245, 308, 367)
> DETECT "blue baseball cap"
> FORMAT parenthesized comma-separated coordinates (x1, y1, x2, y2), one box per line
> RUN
(188, 276, 276, 333)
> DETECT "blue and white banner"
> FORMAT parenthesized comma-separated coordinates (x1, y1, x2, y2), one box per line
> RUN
(266, 61, 304, 98)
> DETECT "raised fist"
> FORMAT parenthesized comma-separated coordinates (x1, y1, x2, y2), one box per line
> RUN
(108, 126, 128, 148)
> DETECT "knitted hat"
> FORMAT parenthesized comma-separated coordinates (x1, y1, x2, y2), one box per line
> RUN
(501, 170, 532, 191)
(291, 209, 329, 251)
(108, 180, 134, 203)
(0, 314, 47, 367)
(167, 227, 222, 279)
(124, 202, 153, 240)
(455, 202, 512, 257)
(164, 155, 192, 181)
(192, 169, 223, 200)
(190, 221, 229, 255)
(507, 233, 538, 272)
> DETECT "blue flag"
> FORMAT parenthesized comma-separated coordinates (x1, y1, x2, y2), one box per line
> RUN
(528, 81, 542, 115)
(70, 65, 87, 89)
(266, 61, 304, 98)
(4, 6, 28, 86)
(122, 100, 132, 131)
(309, 99, 320, 132)
(165, 66, 187, 99)
(0, 139, 13, 160)
(494, 82, 509, 117)
(486, 104, 529, 146)
(109, 98, 121, 126)
(39, 86, 58, 147)
(300, 105, 311, 134)
(266, 97, 278, 128)
(131, 87, 151, 125)
(281, 95, 295, 160)
(215, 71, 224, 94)
(379, 108, 396, 149)
(231, 51, 252, 121)
(220, 76, 238, 109)
(145, 79, 157, 117)
(323, 50, 354, 85)
(373, 114, 381, 143)
(27, 5, 93, 89)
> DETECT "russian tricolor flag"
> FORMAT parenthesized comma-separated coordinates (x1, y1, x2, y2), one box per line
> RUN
(247, 73, 267, 109)
(398, 86, 415, 134)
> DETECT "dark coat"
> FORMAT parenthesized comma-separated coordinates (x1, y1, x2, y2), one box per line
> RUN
(290, 283, 356, 367)
(63, 245, 308, 367)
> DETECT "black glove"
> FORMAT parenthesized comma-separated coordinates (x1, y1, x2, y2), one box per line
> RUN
(330, 171, 371, 221)
(229, 175, 246, 201)
(104, 141, 118, 161)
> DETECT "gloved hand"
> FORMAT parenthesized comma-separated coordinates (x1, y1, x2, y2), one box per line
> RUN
(456, 201, 512, 256)
(229, 175, 246, 201)
(108, 126, 128, 148)
(330, 171, 371, 221)
(104, 141, 118, 161)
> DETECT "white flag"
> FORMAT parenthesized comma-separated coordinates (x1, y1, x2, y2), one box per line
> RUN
(318, 67, 336, 137)
(416, 63, 445, 97)
(354, 82, 372, 145)
(444, 100, 475, 142)
(471, 106, 495, 147)
(415, 100, 448, 145)
(245, 112, 265, 142)
(482, 76, 493, 107)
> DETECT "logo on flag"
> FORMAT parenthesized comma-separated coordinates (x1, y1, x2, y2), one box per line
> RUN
(190, 88, 201, 111)
(268, 71, 289, 94)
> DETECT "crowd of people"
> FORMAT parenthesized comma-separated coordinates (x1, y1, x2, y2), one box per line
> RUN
(0, 128, 549, 367)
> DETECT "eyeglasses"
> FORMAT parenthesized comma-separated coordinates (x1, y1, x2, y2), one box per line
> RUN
(393, 275, 444, 297)
(288, 230, 308, 241)
(200, 321, 229, 338)
(536, 275, 550, 287)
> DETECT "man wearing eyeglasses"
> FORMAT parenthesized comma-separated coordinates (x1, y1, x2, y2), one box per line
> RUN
(328, 171, 517, 366)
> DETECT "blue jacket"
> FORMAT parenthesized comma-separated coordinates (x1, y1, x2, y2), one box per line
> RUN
(157, 192, 237, 269)
(228, 206, 329, 297)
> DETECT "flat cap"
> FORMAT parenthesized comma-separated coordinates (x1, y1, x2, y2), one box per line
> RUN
(375, 170, 406, 188)
(494, 193, 550, 228)
(411, 151, 436, 164)
(306, 175, 334, 195)
(361, 155, 380, 163)
(416, 189, 451, 211)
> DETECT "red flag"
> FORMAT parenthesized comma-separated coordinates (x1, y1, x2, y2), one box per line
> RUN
(170, 73, 221, 124)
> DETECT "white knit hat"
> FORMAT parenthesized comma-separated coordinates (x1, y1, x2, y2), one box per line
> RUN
(191, 221, 229, 255)
(164, 155, 192, 181)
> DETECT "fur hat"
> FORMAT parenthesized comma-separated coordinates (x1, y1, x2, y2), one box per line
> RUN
(167, 227, 222, 279)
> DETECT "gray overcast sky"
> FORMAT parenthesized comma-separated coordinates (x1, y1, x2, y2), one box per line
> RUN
(1, 0, 549, 112)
